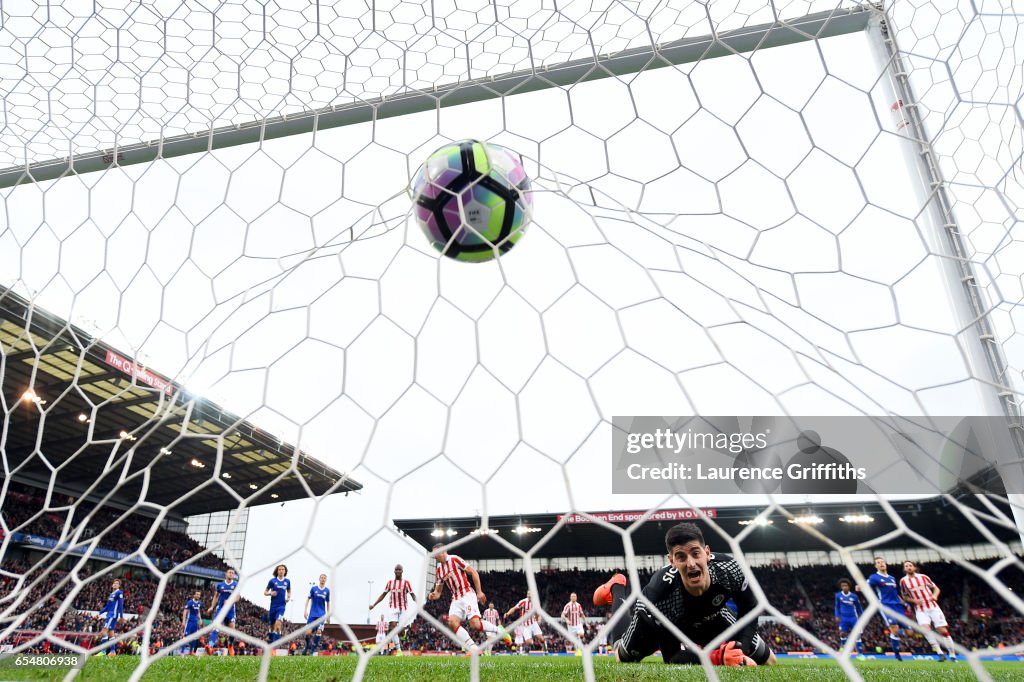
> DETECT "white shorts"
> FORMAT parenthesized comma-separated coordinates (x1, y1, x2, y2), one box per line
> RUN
(448, 593, 481, 622)
(514, 627, 524, 645)
(915, 606, 947, 628)
(568, 623, 585, 637)
(375, 633, 386, 644)
(387, 609, 413, 626)
(522, 622, 543, 639)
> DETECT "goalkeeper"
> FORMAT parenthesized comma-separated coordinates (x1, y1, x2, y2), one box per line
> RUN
(593, 522, 776, 666)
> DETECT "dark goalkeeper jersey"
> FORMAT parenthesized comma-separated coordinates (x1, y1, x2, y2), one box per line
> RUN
(626, 552, 760, 653)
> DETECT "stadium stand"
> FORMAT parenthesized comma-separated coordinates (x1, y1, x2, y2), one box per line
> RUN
(2, 482, 228, 571)
(1, 289, 363, 656)
(1, 547, 341, 656)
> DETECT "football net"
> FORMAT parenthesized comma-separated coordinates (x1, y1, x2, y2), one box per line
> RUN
(1, 0, 1023, 679)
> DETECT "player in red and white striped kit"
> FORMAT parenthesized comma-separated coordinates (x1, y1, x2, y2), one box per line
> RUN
(561, 592, 586, 641)
(900, 561, 956, 661)
(505, 591, 546, 652)
(482, 603, 501, 628)
(374, 613, 388, 653)
(428, 544, 511, 651)
(369, 564, 417, 654)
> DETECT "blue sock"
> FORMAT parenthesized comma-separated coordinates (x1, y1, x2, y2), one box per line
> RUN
(890, 636, 901, 654)
(840, 635, 847, 649)
(270, 631, 279, 643)
(210, 631, 218, 647)
(856, 640, 865, 655)
(313, 635, 321, 652)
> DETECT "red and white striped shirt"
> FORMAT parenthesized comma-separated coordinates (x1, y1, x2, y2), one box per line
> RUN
(512, 596, 537, 626)
(385, 579, 412, 610)
(900, 574, 939, 610)
(376, 617, 388, 636)
(435, 555, 473, 600)
(483, 607, 500, 626)
(562, 601, 584, 627)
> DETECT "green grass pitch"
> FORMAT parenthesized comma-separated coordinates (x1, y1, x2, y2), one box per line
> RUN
(2, 656, 1022, 681)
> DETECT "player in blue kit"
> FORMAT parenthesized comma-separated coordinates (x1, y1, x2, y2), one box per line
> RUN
(95, 578, 124, 656)
(303, 573, 332, 655)
(863, 556, 906, 661)
(180, 589, 204, 655)
(834, 579, 864, 656)
(265, 564, 292, 644)
(207, 567, 239, 650)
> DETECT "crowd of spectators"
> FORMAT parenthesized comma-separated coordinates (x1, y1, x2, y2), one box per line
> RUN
(1, 541, 340, 655)
(1, 482, 227, 571)
(1, 558, 340, 655)
(757, 560, 1024, 654)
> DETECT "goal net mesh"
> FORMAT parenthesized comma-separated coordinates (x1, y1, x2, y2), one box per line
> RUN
(1, 0, 1023, 678)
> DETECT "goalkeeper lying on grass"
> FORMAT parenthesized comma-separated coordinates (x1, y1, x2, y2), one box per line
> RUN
(593, 522, 777, 667)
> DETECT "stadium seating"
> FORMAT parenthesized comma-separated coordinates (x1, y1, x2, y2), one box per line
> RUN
(0, 483, 338, 655)
(1, 482, 227, 571)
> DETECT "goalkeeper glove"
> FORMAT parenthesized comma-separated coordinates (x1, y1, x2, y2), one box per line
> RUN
(709, 641, 756, 667)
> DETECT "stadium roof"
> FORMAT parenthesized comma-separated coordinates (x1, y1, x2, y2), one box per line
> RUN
(0, 286, 361, 517)
(394, 493, 1021, 560)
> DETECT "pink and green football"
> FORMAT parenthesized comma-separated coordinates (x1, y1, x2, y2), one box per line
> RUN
(411, 140, 533, 262)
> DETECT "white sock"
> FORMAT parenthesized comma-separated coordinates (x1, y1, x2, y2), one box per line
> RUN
(926, 632, 942, 653)
(480, 620, 498, 634)
(942, 635, 955, 655)
(455, 626, 473, 647)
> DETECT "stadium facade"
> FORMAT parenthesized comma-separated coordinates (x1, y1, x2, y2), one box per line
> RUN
(395, 494, 1023, 573)
(0, 285, 361, 573)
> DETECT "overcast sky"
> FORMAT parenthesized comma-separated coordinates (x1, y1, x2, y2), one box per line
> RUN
(1, 0, 1019, 625)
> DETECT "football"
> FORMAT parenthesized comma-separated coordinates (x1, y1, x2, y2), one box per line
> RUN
(411, 140, 532, 262)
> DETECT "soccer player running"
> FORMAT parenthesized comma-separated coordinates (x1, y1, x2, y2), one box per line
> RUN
(368, 563, 417, 654)
(428, 543, 512, 652)
(504, 591, 547, 653)
(180, 589, 204, 655)
(265, 564, 292, 645)
(863, 556, 907, 661)
(900, 560, 957, 661)
(95, 578, 124, 656)
(562, 592, 586, 651)
(592, 522, 775, 666)
(207, 567, 239, 651)
(834, 579, 865, 657)
(303, 573, 331, 655)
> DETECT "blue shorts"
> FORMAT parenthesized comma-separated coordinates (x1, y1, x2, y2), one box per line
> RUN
(216, 605, 236, 624)
(103, 614, 118, 631)
(838, 618, 858, 633)
(269, 605, 286, 624)
(306, 615, 326, 632)
(184, 621, 199, 637)
(880, 604, 904, 628)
